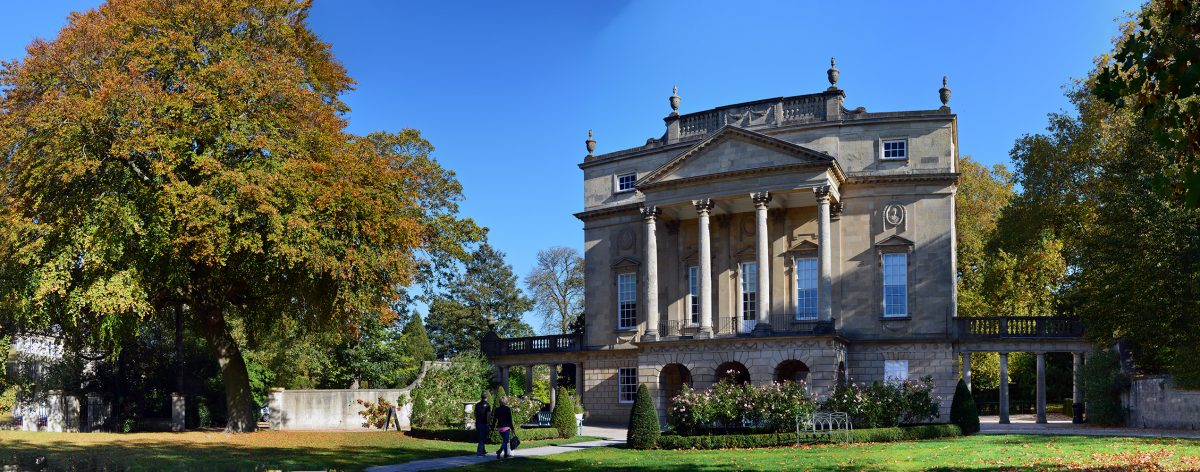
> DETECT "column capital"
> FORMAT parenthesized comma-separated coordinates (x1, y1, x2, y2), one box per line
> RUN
(814, 185, 831, 203)
(692, 198, 714, 215)
(751, 192, 772, 208)
(640, 205, 660, 221)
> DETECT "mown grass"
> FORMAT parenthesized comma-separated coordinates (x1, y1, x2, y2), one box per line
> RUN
(463, 434, 1200, 471)
(0, 429, 598, 471)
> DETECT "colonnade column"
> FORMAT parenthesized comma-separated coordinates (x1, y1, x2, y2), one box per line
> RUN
(1072, 352, 1084, 423)
(549, 364, 558, 411)
(693, 199, 715, 338)
(499, 366, 510, 393)
(576, 363, 585, 402)
(961, 352, 972, 391)
(999, 352, 1010, 424)
(752, 192, 772, 334)
(815, 185, 833, 322)
(1035, 352, 1047, 424)
(525, 365, 534, 397)
(641, 206, 660, 341)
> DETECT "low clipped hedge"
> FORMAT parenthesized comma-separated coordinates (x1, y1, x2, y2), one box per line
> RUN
(655, 424, 961, 450)
(408, 425, 564, 444)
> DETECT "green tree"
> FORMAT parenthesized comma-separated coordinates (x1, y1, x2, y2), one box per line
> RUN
(0, 0, 480, 431)
(398, 313, 435, 386)
(627, 384, 660, 450)
(955, 155, 1014, 317)
(551, 387, 577, 438)
(524, 246, 584, 335)
(949, 379, 979, 435)
(427, 243, 533, 358)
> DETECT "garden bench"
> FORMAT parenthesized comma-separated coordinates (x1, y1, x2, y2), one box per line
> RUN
(534, 411, 552, 427)
(795, 411, 852, 444)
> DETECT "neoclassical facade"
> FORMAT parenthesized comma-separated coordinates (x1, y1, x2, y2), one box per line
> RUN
(484, 63, 1089, 425)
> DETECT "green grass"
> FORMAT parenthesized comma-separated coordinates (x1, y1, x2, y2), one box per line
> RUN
(0, 430, 598, 471)
(461, 434, 1200, 471)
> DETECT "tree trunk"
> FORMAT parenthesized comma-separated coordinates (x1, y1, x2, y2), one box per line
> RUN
(197, 305, 256, 432)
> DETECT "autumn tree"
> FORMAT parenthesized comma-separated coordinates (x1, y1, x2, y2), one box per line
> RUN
(525, 246, 584, 335)
(955, 155, 1014, 317)
(427, 243, 533, 358)
(0, 0, 480, 431)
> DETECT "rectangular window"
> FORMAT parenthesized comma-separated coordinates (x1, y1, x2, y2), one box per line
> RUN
(795, 257, 818, 320)
(883, 253, 908, 317)
(617, 272, 637, 329)
(882, 139, 907, 160)
(740, 262, 757, 321)
(884, 360, 909, 384)
(618, 367, 637, 403)
(688, 266, 699, 324)
(616, 172, 637, 192)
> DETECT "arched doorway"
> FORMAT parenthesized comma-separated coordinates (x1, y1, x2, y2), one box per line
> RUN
(716, 361, 750, 385)
(659, 364, 692, 412)
(775, 360, 810, 384)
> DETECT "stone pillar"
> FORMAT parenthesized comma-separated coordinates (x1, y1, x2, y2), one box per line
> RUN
(694, 199, 715, 338)
(1036, 352, 1047, 424)
(525, 365, 534, 397)
(576, 363, 585, 400)
(641, 206, 660, 341)
(814, 186, 833, 322)
(752, 192, 772, 334)
(171, 392, 186, 432)
(499, 366, 510, 394)
(549, 364, 558, 411)
(1072, 352, 1084, 423)
(962, 352, 972, 391)
(268, 389, 284, 430)
(999, 352, 1010, 424)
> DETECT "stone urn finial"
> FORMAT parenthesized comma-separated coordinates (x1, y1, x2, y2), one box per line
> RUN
(939, 75, 951, 107)
(827, 57, 840, 90)
(669, 85, 680, 114)
(586, 130, 596, 156)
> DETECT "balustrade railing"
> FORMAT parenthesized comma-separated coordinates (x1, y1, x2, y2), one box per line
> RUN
(956, 316, 1084, 339)
(481, 333, 582, 356)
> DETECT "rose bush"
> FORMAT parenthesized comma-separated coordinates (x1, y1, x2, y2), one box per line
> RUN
(668, 379, 814, 435)
(820, 377, 940, 428)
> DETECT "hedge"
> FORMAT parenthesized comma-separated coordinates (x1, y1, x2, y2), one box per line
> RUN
(655, 424, 962, 450)
(408, 425, 564, 444)
(627, 384, 660, 449)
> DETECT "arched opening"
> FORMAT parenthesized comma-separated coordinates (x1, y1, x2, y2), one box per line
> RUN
(775, 360, 810, 384)
(715, 361, 751, 385)
(659, 364, 692, 412)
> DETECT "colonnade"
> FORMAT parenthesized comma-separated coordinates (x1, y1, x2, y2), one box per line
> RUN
(961, 351, 1085, 424)
(495, 363, 584, 411)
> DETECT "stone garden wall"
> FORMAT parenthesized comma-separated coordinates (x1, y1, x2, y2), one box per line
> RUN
(266, 361, 441, 431)
(1125, 375, 1200, 430)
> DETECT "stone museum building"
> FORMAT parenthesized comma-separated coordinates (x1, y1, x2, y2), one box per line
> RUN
(484, 61, 1090, 425)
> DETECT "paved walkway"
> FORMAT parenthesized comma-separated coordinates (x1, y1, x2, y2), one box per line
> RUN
(365, 426, 627, 472)
(980, 415, 1200, 439)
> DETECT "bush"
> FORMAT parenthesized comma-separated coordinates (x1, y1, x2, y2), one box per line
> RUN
(1080, 349, 1128, 425)
(820, 377, 940, 428)
(551, 388, 577, 438)
(669, 379, 814, 435)
(357, 394, 409, 429)
(627, 384, 660, 449)
(949, 379, 980, 434)
(655, 424, 962, 450)
(410, 352, 491, 428)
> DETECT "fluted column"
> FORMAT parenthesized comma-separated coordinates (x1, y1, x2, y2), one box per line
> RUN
(1072, 352, 1084, 423)
(815, 185, 833, 322)
(1036, 352, 1047, 424)
(693, 199, 715, 338)
(962, 352, 972, 391)
(752, 192, 772, 334)
(641, 206, 660, 341)
(999, 352, 1010, 424)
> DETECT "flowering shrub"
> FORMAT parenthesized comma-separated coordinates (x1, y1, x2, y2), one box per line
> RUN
(357, 394, 409, 429)
(820, 377, 940, 428)
(669, 379, 814, 435)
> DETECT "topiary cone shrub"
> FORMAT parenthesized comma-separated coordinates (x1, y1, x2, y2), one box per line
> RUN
(627, 384, 659, 449)
(551, 387, 577, 438)
(949, 378, 980, 434)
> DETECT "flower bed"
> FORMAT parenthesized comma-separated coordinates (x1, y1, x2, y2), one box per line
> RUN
(655, 424, 962, 450)
(820, 377, 941, 428)
(669, 380, 814, 435)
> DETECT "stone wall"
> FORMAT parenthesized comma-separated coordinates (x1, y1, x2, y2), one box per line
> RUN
(268, 388, 413, 431)
(847, 341, 957, 419)
(580, 353, 637, 424)
(1126, 376, 1200, 430)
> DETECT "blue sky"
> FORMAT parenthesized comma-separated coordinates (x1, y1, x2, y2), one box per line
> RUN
(4, 1, 1141, 332)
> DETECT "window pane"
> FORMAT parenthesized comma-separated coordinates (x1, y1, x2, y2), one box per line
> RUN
(617, 273, 637, 328)
(882, 253, 907, 316)
(619, 367, 637, 403)
(688, 266, 699, 324)
(740, 262, 757, 321)
(795, 257, 818, 320)
(884, 360, 909, 384)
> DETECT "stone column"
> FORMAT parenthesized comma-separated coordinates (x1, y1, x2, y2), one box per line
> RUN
(499, 366, 510, 394)
(549, 364, 558, 411)
(525, 365, 534, 397)
(1036, 352, 1047, 424)
(171, 392, 186, 432)
(693, 199, 715, 338)
(815, 186, 833, 322)
(999, 352, 1010, 424)
(576, 363, 585, 400)
(641, 206, 660, 341)
(752, 192, 772, 334)
(962, 352, 972, 391)
(1072, 352, 1084, 423)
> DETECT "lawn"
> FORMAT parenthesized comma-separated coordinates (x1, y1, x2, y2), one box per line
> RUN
(0, 430, 597, 471)
(463, 434, 1200, 471)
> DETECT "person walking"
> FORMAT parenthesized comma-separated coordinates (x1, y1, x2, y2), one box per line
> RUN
(494, 397, 514, 459)
(473, 392, 491, 456)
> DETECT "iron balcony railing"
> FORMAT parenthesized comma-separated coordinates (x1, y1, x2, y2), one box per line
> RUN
(955, 316, 1084, 339)
(481, 333, 582, 356)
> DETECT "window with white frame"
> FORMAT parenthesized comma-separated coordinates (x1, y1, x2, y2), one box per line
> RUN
(617, 272, 637, 329)
(883, 253, 908, 317)
(795, 257, 818, 320)
(883, 360, 909, 384)
(616, 172, 637, 192)
(882, 139, 907, 160)
(618, 367, 637, 403)
(688, 265, 699, 324)
(739, 261, 757, 322)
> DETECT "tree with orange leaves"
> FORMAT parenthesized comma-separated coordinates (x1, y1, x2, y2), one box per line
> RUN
(0, 0, 481, 431)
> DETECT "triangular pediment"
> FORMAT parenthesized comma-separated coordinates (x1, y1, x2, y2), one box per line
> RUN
(611, 256, 640, 270)
(787, 239, 820, 253)
(876, 234, 915, 249)
(637, 126, 836, 187)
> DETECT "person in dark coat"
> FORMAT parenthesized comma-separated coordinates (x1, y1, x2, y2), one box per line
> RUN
(473, 392, 491, 456)
(494, 397, 514, 459)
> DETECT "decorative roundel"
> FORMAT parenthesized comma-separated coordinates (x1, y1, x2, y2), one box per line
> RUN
(619, 228, 636, 250)
(884, 204, 905, 226)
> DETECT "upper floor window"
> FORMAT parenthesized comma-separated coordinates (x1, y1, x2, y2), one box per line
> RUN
(616, 172, 637, 192)
(617, 272, 637, 329)
(795, 257, 818, 320)
(740, 262, 757, 322)
(883, 253, 908, 317)
(688, 266, 699, 324)
(618, 367, 637, 403)
(882, 139, 908, 160)
(884, 359, 909, 384)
